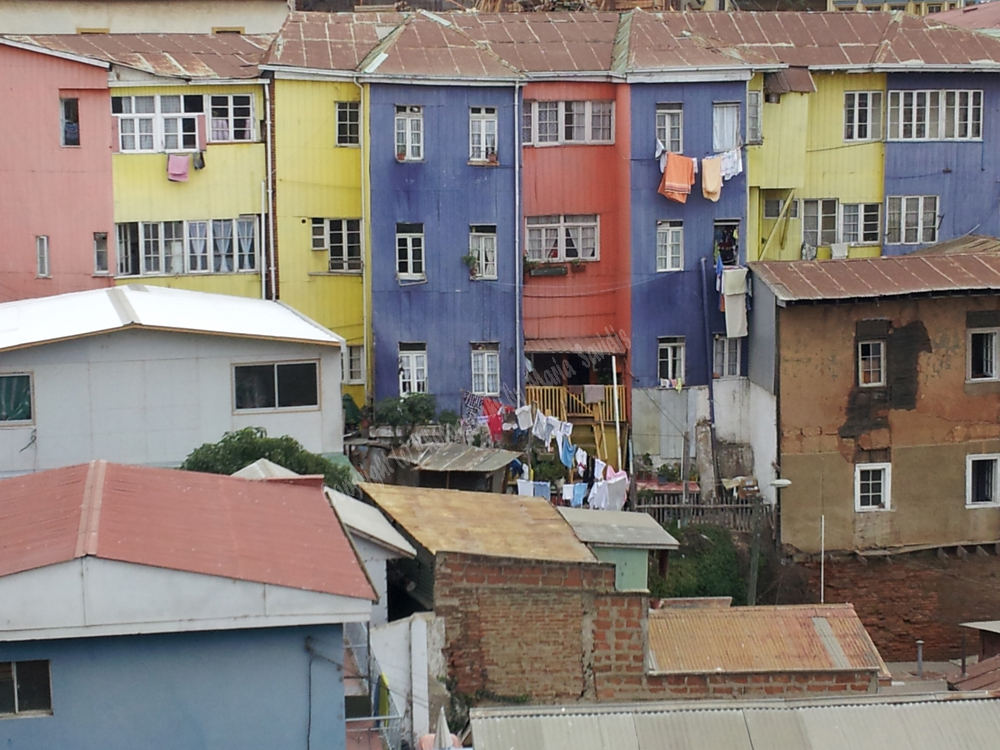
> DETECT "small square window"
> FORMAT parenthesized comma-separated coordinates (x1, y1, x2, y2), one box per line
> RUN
(968, 328, 998, 381)
(61, 98, 80, 146)
(399, 343, 427, 395)
(858, 340, 885, 387)
(471, 344, 500, 396)
(0, 373, 33, 422)
(713, 336, 741, 378)
(658, 337, 685, 384)
(94, 232, 109, 273)
(336, 101, 360, 146)
(234, 362, 319, 411)
(968, 455, 1000, 506)
(656, 221, 683, 272)
(855, 463, 891, 511)
(0, 661, 51, 716)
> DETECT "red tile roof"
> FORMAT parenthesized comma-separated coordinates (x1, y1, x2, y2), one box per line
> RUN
(0, 462, 375, 600)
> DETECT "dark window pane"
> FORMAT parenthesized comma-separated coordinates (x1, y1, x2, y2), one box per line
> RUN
(276, 363, 318, 408)
(0, 663, 14, 714)
(62, 99, 80, 146)
(234, 365, 275, 409)
(0, 374, 32, 422)
(15, 661, 50, 713)
(183, 95, 204, 113)
(973, 460, 995, 504)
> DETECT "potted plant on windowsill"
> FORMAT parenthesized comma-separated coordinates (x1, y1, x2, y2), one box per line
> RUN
(486, 148, 498, 166)
(396, 148, 407, 162)
(570, 259, 584, 273)
(461, 252, 478, 278)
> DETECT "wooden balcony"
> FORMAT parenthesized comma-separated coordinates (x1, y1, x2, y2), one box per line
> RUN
(634, 486, 772, 534)
(525, 385, 627, 423)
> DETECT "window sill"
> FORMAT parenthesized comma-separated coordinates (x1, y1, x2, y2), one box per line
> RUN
(118, 271, 259, 279)
(398, 277, 427, 285)
(0, 710, 53, 719)
(859, 383, 887, 389)
(344, 380, 366, 386)
(0, 421, 35, 429)
(335, 143, 361, 148)
(470, 275, 498, 282)
(468, 160, 500, 167)
(855, 505, 890, 513)
(93, 272, 112, 277)
(395, 158, 423, 164)
(234, 405, 320, 415)
(966, 502, 1000, 509)
(309, 270, 363, 277)
(656, 267, 683, 273)
(886, 138, 983, 144)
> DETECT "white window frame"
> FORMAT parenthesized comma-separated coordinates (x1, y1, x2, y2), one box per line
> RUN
(802, 199, 838, 247)
(396, 224, 425, 281)
(886, 195, 938, 244)
(968, 328, 999, 382)
(35, 236, 50, 278)
(395, 105, 423, 161)
(469, 106, 498, 162)
(844, 91, 883, 142)
(713, 335, 741, 379)
(967, 454, 1000, 507)
(655, 103, 683, 154)
(93, 231, 109, 274)
(336, 101, 360, 146)
(840, 203, 881, 245)
(116, 217, 258, 277)
(746, 91, 762, 145)
(469, 226, 497, 280)
(112, 94, 203, 153)
(855, 462, 892, 512)
(312, 218, 362, 272)
(208, 94, 254, 143)
(712, 102, 741, 153)
(0, 373, 34, 424)
(522, 101, 615, 146)
(343, 345, 365, 384)
(858, 339, 885, 388)
(656, 221, 683, 272)
(657, 337, 685, 383)
(526, 215, 599, 262)
(471, 346, 500, 397)
(232, 360, 320, 412)
(887, 90, 982, 141)
(398, 345, 428, 396)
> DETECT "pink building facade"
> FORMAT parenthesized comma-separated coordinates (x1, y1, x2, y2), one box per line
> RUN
(0, 41, 114, 301)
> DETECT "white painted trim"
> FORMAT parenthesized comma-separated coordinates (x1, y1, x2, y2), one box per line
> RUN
(854, 462, 892, 512)
(108, 78, 267, 88)
(966, 453, 1000, 508)
(625, 69, 756, 83)
(0, 38, 109, 69)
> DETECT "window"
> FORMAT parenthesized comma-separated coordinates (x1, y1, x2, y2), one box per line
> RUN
(886, 196, 938, 244)
(656, 221, 683, 272)
(336, 101, 360, 146)
(658, 337, 685, 382)
(61, 97, 80, 146)
(93, 232, 108, 273)
(887, 90, 982, 140)
(471, 344, 500, 396)
(841, 203, 881, 244)
(112, 95, 203, 152)
(746, 91, 762, 144)
(714, 221, 740, 266)
(655, 103, 683, 153)
(36, 236, 49, 278)
(713, 336, 741, 378)
(0, 374, 32, 423)
(712, 102, 740, 152)
(858, 340, 885, 387)
(526, 215, 598, 262)
(927, 3, 942, 11)
(234, 362, 318, 410)
(968, 328, 998, 381)
(522, 101, 614, 145)
(967, 454, 1000, 506)
(398, 343, 427, 395)
(469, 226, 497, 280)
(161, 95, 201, 151)
(116, 218, 257, 276)
(312, 218, 362, 272)
(844, 92, 883, 141)
(803, 199, 838, 247)
(209, 94, 253, 142)
(855, 463, 891, 511)
(395, 105, 423, 161)
(763, 197, 798, 220)
(396, 223, 425, 281)
(113, 95, 155, 151)
(343, 345, 364, 384)
(0, 661, 51, 716)
(469, 106, 498, 162)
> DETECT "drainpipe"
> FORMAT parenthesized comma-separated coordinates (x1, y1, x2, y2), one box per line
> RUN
(514, 81, 523, 406)
(354, 76, 371, 404)
(264, 78, 277, 300)
(700, 256, 721, 497)
(259, 180, 266, 299)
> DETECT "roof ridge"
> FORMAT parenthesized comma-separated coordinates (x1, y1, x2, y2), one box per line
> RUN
(75, 460, 106, 559)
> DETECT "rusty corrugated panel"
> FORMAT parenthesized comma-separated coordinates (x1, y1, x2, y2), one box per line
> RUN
(265, 11, 402, 70)
(6, 33, 272, 78)
(389, 443, 522, 473)
(949, 654, 1000, 691)
(524, 336, 627, 354)
(360, 482, 596, 563)
(932, 3, 1000, 32)
(0, 462, 375, 599)
(647, 604, 890, 678)
(557, 507, 679, 549)
(764, 67, 815, 95)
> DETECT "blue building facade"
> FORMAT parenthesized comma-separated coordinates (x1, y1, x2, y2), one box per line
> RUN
(883, 72, 1000, 256)
(0, 625, 345, 750)
(369, 83, 519, 412)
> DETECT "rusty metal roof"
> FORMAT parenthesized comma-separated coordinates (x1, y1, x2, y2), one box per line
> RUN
(359, 483, 596, 563)
(558, 508, 679, 550)
(4, 33, 272, 79)
(524, 336, 627, 355)
(949, 654, 1000, 692)
(0, 462, 375, 600)
(264, 11, 405, 71)
(764, 66, 815, 94)
(932, 3, 1000, 32)
(389, 443, 522, 473)
(750, 252, 1000, 305)
(647, 603, 890, 678)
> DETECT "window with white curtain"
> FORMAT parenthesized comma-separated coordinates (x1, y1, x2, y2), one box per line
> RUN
(471, 345, 500, 396)
(886, 196, 938, 244)
(116, 218, 258, 276)
(712, 102, 740, 152)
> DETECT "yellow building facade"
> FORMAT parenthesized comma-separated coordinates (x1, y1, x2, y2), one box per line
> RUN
(747, 71, 885, 262)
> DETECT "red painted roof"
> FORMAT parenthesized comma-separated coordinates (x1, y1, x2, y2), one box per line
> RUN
(0, 462, 375, 600)
(932, 3, 1000, 32)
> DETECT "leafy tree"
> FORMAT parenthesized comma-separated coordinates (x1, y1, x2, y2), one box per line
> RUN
(373, 393, 437, 428)
(181, 427, 352, 492)
(649, 523, 747, 604)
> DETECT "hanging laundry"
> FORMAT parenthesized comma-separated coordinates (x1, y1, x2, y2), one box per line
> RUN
(517, 479, 533, 497)
(572, 483, 588, 508)
(560, 437, 576, 469)
(702, 156, 722, 202)
(532, 481, 551, 500)
(483, 398, 502, 418)
(463, 391, 485, 423)
(658, 153, 696, 204)
(532, 411, 553, 444)
(720, 148, 743, 181)
(606, 476, 628, 511)
(655, 138, 666, 174)
(167, 153, 190, 183)
(575, 447, 588, 477)
(588, 480, 609, 510)
(515, 404, 533, 430)
(594, 458, 607, 483)
(722, 267, 749, 338)
(487, 414, 504, 442)
(545, 415, 561, 451)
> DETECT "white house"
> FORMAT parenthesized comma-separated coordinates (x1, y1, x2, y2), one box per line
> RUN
(0, 285, 345, 477)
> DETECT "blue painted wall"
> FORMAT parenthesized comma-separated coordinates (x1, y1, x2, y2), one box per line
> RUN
(0, 625, 345, 750)
(369, 84, 518, 412)
(883, 72, 1000, 256)
(629, 81, 747, 388)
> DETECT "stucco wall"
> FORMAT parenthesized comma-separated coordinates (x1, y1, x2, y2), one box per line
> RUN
(0, 329, 343, 476)
(0, 625, 345, 750)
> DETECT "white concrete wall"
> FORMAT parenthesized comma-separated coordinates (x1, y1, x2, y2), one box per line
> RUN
(749, 380, 779, 505)
(714, 377, 752, 445)
(0, 0, 289, 34)
(0, 329, 342, 476)
(352, 537, 393, 628)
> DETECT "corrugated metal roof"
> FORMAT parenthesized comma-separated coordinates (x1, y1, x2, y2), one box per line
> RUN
(913, 234, 1000, 256)
(558, 507, 679, 550)
(232, 458, 300, 480)
(359, 483, 596, 563)
(471, 694, 1000, 750)
(949, 654, 1000, 692)
(389, 443, 522, 473)
(933, 3, 1000, 32)
(0, 285, 343, 354)
(764, 66, 816, 94)
(0, 462, 375, 600)
(263, 11, 405, 70)
(3, 33, 272, 79)
(647, 604, 890, 678)
(963, 620, 1000, 635)
(524, 336, 628, 355)
(750, 252, 1000, 305)
(327, 489, 416, 558)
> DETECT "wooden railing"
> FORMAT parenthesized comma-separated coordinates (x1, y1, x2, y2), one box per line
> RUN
(525, 385, 626, 423)
(634, 491, 771, 533)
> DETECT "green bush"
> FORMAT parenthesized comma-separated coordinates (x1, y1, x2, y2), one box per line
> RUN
(649, 523, 746, 604)
(181, 427, 352, 492)
(374, 393, 437, 427)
